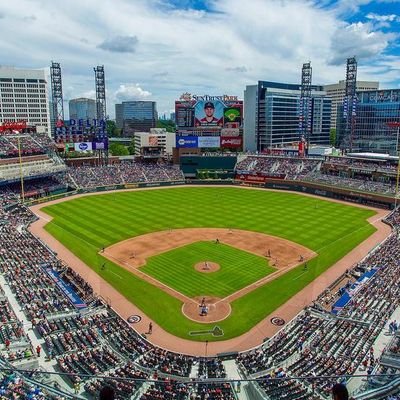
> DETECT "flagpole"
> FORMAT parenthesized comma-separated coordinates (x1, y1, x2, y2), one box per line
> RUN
(17, 135, 25, 204)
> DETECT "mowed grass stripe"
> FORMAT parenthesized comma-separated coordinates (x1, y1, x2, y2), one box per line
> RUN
(140, 242, 273, 298)
(42, 187, 376, 341)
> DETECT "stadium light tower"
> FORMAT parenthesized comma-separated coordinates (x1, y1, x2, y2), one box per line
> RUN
(299, 62, 312, 153)
(50, 61, 65, 134)
(94, 65, 106, 121)
(342, 57, 357, 152)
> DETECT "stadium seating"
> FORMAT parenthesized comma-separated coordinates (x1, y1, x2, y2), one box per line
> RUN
(1, 166, 400, 398)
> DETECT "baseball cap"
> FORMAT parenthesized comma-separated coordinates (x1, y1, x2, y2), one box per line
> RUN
(204, 102, 215, 109)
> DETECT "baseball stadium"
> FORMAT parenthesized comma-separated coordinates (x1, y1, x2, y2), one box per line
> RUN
(1, 125, 400, 400)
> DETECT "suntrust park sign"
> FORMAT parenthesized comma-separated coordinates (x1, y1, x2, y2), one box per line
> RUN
(179, 93, 238, 102)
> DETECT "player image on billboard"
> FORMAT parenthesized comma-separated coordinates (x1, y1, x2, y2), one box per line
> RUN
(194, 100, 224, 127)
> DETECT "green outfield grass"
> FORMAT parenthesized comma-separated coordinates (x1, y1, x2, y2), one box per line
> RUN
(140, 241, 275, 298)
(42, 187, 377, 341)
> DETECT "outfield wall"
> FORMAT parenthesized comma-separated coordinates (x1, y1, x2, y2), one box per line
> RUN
(26, 178, 394, 209)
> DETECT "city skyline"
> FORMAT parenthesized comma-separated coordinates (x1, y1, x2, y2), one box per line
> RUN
(1, 0, 399, 118)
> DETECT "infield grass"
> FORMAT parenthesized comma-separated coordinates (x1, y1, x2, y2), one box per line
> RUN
(140, 241, 275, 298)
(42, 187, 377, 341)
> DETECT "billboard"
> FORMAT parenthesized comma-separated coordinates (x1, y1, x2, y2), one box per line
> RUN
(175, 94, 243, 130)
(220, 136, 242, 148)
(194, 100, 224, 127)
(221, 128, 240, 137)
(198, 136, 220, 148)
(74, 142, 92, 152)
(149, 135, 159, 146)
(176, 136, 198, 148)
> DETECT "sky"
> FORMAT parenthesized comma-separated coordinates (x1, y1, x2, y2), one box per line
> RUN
(0, 0, 399, 118)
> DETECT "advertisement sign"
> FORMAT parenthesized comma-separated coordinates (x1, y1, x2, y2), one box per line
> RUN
(74, 142, 92, 152)
(194, 100, 224, 127)
(176, 136, 198, 148)
(198, 136, 220, 148)
(236, 174, 268, 183)
(220, 136, 242, 148)
(93, 141, 108, 150)
(149, 136, 159, 146)
(221, 128, 240, 137)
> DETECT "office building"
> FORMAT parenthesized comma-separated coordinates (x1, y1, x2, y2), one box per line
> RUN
(114, 100, 157, 131)
(0, 66, 51, 133)
(244, 81, 331, 152)
(69, 98, 96, 120)
(337, 88, 400, 155)
(134, 128, 175, 158)
(324, 80, 379, 129)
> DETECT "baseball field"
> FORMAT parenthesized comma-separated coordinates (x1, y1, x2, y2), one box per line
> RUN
(41, 187, 377, 341)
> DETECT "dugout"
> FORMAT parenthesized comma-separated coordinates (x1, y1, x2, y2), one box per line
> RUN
(180, 155, 238, 178)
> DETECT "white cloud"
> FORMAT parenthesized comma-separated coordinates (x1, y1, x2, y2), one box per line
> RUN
(328, 22, 395, 65)
(0, 0, 398, 117)
(97, 35, 139, 53)
(366, 12, 399, 22)
(114, 84, 152, 102)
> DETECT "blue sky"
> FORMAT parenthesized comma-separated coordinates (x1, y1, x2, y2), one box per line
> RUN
(0, 0, 399, 118)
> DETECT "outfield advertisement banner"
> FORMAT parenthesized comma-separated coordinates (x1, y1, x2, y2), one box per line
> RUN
(220, 136, 242, 148)
(176, 136, 198, 148)
(198, 136, 221, 148)
(74, 142, 92, 152)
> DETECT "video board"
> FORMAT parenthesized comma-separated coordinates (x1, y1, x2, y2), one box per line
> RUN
(175, 94, 243, 130)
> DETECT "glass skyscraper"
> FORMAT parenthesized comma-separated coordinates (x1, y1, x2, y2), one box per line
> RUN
(337, 89, 400, 155)
(114, 101, 157, 132)
(244, 81, 331, 152)
(69, 98, 96, 121)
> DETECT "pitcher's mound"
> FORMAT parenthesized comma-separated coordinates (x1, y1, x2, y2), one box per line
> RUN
(194, 261, 220, 273)
(182, 296, 231, 323)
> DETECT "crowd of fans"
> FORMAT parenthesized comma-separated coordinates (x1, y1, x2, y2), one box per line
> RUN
(238, 208, 400, 399)
(1, 166, 400, 398)
(236, 156, 321, 179)
(235, 154, 398, 195)
(65, 162, 184, 189)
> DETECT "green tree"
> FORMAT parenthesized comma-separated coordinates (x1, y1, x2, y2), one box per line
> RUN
(156, 119, 176, 133)
(330, 128, 336, 147)
(106, 120, 116, 136)
(109, 143, 129, 156)
(128, 139, 135, 155)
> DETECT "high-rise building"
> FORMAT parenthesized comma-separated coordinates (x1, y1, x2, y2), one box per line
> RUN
(0, 66, 51, 133)
(69, 98, 96, 120)
(323, 80, 379, 130)
(114, 101, 157, 132)
(244, 81, 331, 152)
(336, 88, 400, 155)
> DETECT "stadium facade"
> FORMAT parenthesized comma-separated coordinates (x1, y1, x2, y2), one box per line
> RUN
(336, 88, 400, 155)
(244, 81, 331, 152)
(68, 97, 96, 121)
(0, 66, 51, 133)
(323, 80, 379, 130)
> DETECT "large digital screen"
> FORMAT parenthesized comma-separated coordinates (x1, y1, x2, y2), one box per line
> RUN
(194, 100, 224, 127)
(175, 98, 243, 129)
